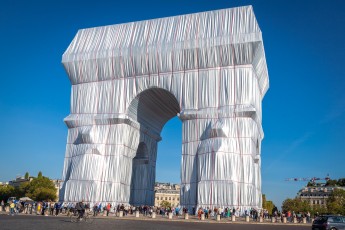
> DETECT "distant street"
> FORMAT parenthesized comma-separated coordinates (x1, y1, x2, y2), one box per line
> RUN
(0, 214, 311, 230)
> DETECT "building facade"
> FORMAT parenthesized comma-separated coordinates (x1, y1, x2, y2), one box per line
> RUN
(8, 177, 34, 188)
(154, 183, 180, 207)
(297, 186, 345, 206)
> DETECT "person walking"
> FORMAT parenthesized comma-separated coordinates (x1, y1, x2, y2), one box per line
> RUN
(106, 203, 111, 216)
(10, 201, 15, 216)
(54, 202, 60, 216)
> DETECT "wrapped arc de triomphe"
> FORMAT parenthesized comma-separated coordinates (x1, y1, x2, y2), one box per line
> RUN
(59, 5, 269, 211)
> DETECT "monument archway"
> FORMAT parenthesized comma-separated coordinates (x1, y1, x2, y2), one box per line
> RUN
(127, 88, 181, 206)
(60, 6, 269, 211)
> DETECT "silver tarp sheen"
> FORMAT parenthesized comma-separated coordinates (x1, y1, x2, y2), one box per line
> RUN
(60, 5, 269, 211)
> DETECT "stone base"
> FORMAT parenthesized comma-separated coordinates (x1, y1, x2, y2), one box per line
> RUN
(119, 211, 123, 217)
(168, 213, 173, 219)
(135, 211, 139, 217)
(245, 216, 250, 222)
(259, 216, 263, 222)
(283, 217, 287, 223)
(231, 215, 236, 221)
(152, 212, 156, 218)
(184, 213, 189, 220)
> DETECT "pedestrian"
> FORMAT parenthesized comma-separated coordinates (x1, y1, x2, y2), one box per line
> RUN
(106, 203, 111, 216)
(204, 207, 208, 219)
(175, 206, 179, 217)
(49, 202, 54, 216)
(307, 211, 311, 223)
(93, 203, 98, 217)
(10, 201, 15, 216)
(54, 202, 59, 216)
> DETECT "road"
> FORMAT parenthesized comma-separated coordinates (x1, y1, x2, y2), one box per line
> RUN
(0, 214, 311, 230)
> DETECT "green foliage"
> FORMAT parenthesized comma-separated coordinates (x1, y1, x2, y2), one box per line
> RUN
(160, 200, 172, 209)
(324, 178, 345, 187)
(262, 194, 266, 206)
(0, 185, 15, 202)
(282, 198, 311, 213)
(20, 175, 57, 201)
(312, 204, 327, 216)
(282, 193, 345, 216)
(31, 187, 57, 202)
(262, 194, 276, 215)
(307, 181, 316, 187)
(37, 171, 43, 179)
(337, 178, 345, 187)
(24, 172, 29, 179)
(327, 188, 345, 215)
(325, 180, 338, 187)
(17, 181, 30, 198)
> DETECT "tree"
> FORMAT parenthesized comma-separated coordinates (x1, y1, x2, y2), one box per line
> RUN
(262, 194, 267, 207)
(22, 176, 57, 201)
(337, 178, 345, 187)
(37, 171, 43, 179)
(160, 200, 172, 209)
(17, 181, 30, 198)
(325, 179, 337, 187)
(282, 198, 311, 213)
(327, 188, 345, 215)
(307, 181, 316, 187)
(24, 172, 29, 180)
(262, 194, 276, 215)
(0, 185, 15, 202)
(311, 204, 327, 216)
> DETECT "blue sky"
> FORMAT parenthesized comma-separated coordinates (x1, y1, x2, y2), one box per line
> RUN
(1, 0, 344, 209)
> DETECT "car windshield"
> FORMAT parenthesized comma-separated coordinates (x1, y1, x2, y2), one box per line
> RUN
(314, 217, 328, 224)
(331, 217, 344, 223)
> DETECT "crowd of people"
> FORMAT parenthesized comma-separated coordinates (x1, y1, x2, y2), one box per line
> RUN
(0, 199, 313, 223)
(195, 207, 260, 220)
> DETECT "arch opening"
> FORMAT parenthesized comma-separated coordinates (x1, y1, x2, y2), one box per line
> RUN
(128, 88, 181, 206)
(127, 88, 180, 135)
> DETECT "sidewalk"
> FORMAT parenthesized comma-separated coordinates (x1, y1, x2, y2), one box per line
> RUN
(0, 210, 311, 226)
(89, 212, 311, 226)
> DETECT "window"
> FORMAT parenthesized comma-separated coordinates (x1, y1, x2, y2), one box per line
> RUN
(173, 198, 175, 201)
(165, 197, 167, 200)
(169, 197, 171, 200)
(177, 198, 179, 201)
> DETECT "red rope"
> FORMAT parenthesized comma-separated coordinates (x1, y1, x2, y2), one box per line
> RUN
(71, 64, 253, 85)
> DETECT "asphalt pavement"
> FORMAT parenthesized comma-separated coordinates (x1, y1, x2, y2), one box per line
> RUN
(0, 213, 311, 230)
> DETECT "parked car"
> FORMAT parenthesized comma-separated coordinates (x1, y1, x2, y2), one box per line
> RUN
(312, 215, 345, 230)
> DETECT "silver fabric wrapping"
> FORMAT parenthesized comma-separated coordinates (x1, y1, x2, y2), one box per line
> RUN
(60, 5, 269, 211)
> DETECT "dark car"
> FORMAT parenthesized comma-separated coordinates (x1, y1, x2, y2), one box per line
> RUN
(312, 215, 345, 230)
